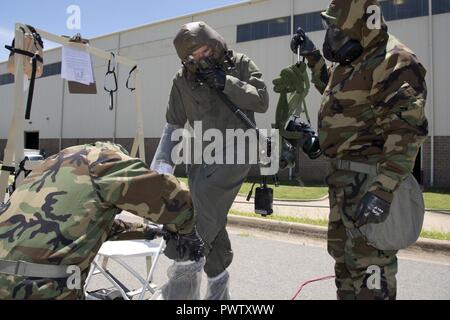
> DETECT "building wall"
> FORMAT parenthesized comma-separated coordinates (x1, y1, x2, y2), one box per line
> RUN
(0, 0, 449, 186)
(423, 136, 450, 188)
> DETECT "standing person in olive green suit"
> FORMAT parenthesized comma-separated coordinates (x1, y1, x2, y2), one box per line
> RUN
(0, 142, 204, 300)
(152, 21, 269, 300)
(291, 0, 428, 299)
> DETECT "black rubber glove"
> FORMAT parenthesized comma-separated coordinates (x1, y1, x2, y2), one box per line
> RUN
(290, 27, 317, 56)
(196, 67, 226, 91)
(143, 224, 167, 240)
(163, 226, 205, 262)
(354, 192, 391, 228)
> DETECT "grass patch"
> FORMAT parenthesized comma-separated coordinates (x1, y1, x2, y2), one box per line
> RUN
(238, 232, 252, 238)
(178, 176, 450, 210)
(423, 188, 450, 211)
(177, 176, 328, 201)
(229, 210, 450, 241)
(239, 183, 328, 200)
(420, 230, 450, 241)
(229, 210, 329, 227)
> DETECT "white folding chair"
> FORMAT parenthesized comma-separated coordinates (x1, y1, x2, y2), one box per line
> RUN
(84, 238, 165, 300)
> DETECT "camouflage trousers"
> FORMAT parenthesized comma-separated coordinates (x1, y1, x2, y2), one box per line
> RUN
(0, 219, 148, 300)
(326, 168, 398, 300)
(0, 273, 86, 300)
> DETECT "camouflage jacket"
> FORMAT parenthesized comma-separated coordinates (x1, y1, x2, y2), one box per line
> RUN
(0, 142, 193, 299)
(306, 0, 428, 200)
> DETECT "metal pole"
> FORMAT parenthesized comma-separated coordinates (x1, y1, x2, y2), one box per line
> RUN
(427, 0, 435, 187)
(130, 69, 146, 162)
(113, 33, 122, 144)
(291, 0, 295, 66)
(59, 79, 66, 151)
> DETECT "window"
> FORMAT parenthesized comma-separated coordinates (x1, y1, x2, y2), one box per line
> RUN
(237, 16, 290, 43)
(237, 23, 252, 42)
(380, 0, 429, 21)
(253, 20, 269, 40)
(237, 0, 450, 43)
(268, 17, 291, 37)
(0, 73, 14, 86)
(432, 0, 450, 15)
(41, 62, 62, 77)
(294, 12, 324, 33)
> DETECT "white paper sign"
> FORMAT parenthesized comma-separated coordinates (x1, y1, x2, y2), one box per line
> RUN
(61, 45, 94, 85)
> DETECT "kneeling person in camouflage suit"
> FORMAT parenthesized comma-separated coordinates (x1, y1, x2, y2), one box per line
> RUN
(0, 142, 204, 300)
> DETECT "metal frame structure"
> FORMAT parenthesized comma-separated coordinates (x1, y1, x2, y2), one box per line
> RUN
(84, 239, 166, 300)
(0, 23, 146, 203)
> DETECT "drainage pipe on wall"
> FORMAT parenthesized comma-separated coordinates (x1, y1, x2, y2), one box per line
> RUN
(428, 0, 435, 187)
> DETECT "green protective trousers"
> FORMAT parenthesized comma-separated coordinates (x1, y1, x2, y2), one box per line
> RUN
(165, 163, 251, 277)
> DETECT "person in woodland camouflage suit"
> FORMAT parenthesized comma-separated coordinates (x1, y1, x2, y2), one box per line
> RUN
(0, 141, 204, 300)
(291, 0, 428, 299)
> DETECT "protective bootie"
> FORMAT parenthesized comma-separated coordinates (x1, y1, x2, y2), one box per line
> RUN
(204, 270, 231, 300)
(160, 257, 205, 300)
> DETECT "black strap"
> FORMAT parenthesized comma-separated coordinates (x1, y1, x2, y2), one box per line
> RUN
(4, 26, 44, 120)
(246, 182, 257, 201)
(0, 165, 15, 174)
(26, 25, 44, 50)
(8, 160, 32, 196)
(3, 46, 41, 120)
(126, 65, 137, 92)
(25, 57, 37, 120)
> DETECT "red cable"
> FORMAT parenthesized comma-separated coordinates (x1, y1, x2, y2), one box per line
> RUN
(291, 275, 336, 300)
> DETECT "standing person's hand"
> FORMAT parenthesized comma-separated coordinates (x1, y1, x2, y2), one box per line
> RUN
(290, 27, 317, 56)
(196, 67, 226, 91)
(354, 192, 391, 227)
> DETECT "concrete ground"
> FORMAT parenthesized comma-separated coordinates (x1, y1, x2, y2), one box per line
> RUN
(86, 221, 450, 300)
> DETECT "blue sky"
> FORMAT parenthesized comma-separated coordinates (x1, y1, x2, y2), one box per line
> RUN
(0, 0, 246, 62)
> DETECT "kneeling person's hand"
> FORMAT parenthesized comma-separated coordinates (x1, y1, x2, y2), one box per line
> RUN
(164, 225, 205, 262)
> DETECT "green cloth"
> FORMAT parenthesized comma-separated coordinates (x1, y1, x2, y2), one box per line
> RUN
(272, 62, 311, 140)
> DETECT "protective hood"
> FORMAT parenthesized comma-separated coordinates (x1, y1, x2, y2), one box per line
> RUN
(321, 0, 388, 49)
(173, 21, 228, 64)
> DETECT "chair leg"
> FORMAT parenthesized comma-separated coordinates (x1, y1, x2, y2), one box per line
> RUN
(138, 239, 165, 300)
(90, 258, 130, 300)
(101, 256, 109, 270)
(84, 256, 99, 295)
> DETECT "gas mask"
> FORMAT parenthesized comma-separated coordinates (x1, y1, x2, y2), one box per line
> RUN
(183, 55, 220, 74)
(322, 18, 363, 65)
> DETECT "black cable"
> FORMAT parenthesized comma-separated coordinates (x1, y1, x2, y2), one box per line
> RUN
(126, 65, 137, 92)
(214, 90, 272, 158)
